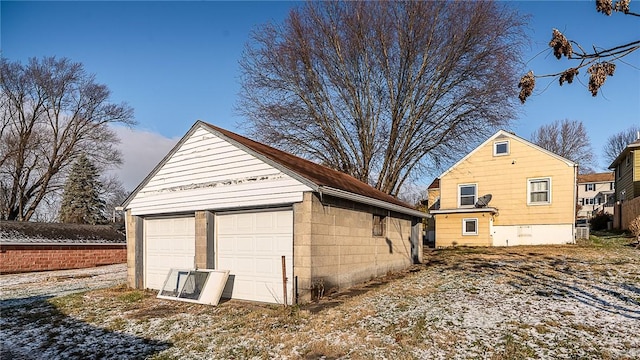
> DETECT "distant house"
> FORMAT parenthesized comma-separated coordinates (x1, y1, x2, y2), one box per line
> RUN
(609, 139, 640, 202)
(608, 138, 640, 229)
(0, 221, 126, 273)
(430, 130, 577, 247)
(576, 172, 615, 218)
(122, 121, 424, 304)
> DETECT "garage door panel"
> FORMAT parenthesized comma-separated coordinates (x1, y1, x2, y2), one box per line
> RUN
(217, 210, 293, 304)
(145, 217, 195, 290)
(255, 236, 275, 251)
(235, 236, 255, 252)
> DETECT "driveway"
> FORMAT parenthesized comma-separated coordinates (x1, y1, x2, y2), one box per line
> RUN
(0, 264, 126, 309)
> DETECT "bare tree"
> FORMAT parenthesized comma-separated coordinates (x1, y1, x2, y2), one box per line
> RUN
(603, 125, 640, 164)
(0, 57, 134, 221)
(238, 1, 528, 196)
(531, 119, 596, 173)
(519, 0, 639, 103)
(101, 174, 129, 222)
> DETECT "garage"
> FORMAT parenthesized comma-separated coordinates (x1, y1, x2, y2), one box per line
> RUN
(216, 210, 293, 304)
(144, 216, 195, 290)
(124, 122, 425, 303)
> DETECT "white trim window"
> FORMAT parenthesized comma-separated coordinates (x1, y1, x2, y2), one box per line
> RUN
(462, 218, 478, 235)
(528, 177, 551, 205)
(585, 183, 595, 191)
(458, 184, 477, 207)
(493, 140, 509, 156)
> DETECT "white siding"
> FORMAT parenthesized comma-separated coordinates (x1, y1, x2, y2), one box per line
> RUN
(128, 127, 312, 215)
(491, 224, 575, 246)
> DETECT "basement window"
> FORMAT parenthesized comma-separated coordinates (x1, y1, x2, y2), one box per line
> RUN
(462, 218, 478, 235)
(157, 269, 230, 305)
(373, 214, 386, 237)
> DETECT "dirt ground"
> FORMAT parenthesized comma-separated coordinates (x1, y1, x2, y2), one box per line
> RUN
(1, 234, 638, 359)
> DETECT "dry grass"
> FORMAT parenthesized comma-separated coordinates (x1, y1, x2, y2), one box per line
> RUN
(1, 232, 639, 359)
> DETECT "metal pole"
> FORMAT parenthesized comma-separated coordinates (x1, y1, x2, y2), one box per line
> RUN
(281, 255, 287, 307)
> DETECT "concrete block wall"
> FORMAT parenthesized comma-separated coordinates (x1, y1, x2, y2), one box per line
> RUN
(125, 210, 142, 288)
(194, 211, 214, 269)
(294, 192, 414, 302)
(0, 244, 126, 273)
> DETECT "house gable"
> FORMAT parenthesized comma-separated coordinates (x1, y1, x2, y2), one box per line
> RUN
(126, 125, 313, 215)
(437, 130, 576, 226)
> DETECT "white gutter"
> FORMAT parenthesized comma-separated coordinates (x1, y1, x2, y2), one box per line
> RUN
(430, 207, 497, 215)
(319, 186, 429, 218)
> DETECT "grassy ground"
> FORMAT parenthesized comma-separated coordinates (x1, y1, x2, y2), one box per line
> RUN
(1, 233, 638, 359)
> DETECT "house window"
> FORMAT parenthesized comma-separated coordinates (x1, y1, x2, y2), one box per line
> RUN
(610, 182, 614, 190)
(528, 178, 551, 204)
(626, 154, 631, 166)
(493, 141, 509, 156)
(580, 198, 584, 206)
(372, 215, 386, 236)
(459, 184, 477, 207)
(585, 184, 595, 191)
(462, 218, 478, 235)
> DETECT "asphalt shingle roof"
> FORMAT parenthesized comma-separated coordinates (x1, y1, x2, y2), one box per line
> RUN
(0, 221, 125, 245)
(577, 172, 614, 184)
(202, 122, 415, 211)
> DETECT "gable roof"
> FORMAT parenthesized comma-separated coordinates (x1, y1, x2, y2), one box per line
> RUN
(608, 139, 640, 169)
(437, 130, 576, 178)
(427, 178, 440, 190)
(123, 121, 425, 217)
(577, 172, 614, 184)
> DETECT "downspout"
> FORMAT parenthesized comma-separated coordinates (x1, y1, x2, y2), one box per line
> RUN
(573, 164, 578, 243)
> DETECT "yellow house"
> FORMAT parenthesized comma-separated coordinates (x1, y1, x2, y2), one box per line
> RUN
(430, 130, 577, 247)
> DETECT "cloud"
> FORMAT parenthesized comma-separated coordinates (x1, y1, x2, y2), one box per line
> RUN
(109, 126, 180, 192)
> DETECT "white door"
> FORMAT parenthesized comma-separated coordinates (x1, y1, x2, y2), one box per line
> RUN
(145, 216, 196, 290)
(216, 210, 293, 304)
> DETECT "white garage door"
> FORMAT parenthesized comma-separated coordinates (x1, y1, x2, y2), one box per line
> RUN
(145, 216, 196, 290)
(217, 210, 293, 304)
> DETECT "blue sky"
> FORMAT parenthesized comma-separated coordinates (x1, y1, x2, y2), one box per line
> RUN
(2, 1, 639, 191)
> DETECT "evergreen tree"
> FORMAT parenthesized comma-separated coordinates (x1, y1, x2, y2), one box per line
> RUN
(59, 154, 107, 224)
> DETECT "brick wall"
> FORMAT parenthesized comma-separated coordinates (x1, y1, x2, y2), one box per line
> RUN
(0, 244, 126, 274)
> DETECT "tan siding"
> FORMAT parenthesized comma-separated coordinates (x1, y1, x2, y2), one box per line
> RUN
(434, 213, 491, 247)
(439, 135, 575, 226)
(427, 188, 440, 210)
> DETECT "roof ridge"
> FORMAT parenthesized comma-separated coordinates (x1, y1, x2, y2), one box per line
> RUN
(200, 121, 415, 210)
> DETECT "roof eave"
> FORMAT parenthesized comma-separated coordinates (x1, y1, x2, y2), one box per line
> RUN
(122, 121, 205, 209)
(430, 207, 498, 215)
(320, 186, 429, 218)
(608, 143, 639, 169)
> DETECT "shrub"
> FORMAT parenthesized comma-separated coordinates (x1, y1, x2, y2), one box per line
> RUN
(590, 212, 612, 231)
